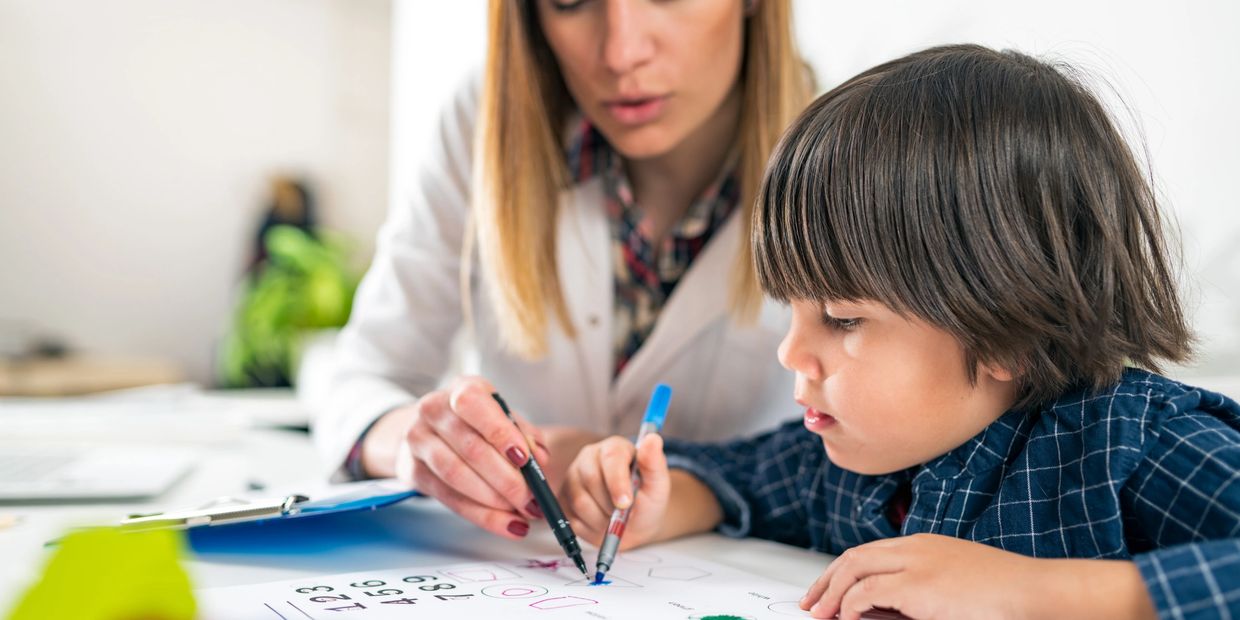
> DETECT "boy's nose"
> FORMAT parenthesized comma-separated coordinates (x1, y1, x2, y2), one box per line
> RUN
(777, 328, 823, 382)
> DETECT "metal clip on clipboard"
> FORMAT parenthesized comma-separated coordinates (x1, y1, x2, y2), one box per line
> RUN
(120, 494, 311, 531)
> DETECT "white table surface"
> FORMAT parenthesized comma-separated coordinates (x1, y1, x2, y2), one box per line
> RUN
(0, 397, 831, 612)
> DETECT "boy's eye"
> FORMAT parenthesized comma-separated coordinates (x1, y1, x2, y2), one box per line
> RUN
(821, 313, 862, 331)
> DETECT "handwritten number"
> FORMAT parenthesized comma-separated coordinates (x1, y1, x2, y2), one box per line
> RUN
(381, 598, 419, 605)
(402, 575, 437, 583)
(310, 594, 352, 603)
(434, 594, 474, 601)
(295, 585, 332, 593)
(350, 580, 385, 588)
(363, 589, 403, 597)
(419, 583, 455, 592)
(325, 602, 366, 611)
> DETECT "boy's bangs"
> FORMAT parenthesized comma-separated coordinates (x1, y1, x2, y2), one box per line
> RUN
(753, 85, 915, 313)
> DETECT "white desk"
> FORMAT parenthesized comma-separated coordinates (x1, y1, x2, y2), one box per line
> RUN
(0, 398, 830, 611)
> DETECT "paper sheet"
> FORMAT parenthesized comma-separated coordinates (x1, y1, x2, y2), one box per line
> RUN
(197, 549, 825, 619)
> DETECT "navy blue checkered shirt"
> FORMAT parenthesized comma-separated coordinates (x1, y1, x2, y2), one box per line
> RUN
(664, 369, 1240, 619)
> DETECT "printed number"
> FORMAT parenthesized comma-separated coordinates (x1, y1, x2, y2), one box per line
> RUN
(311, 594, 352, 603)
(326, 602, 366, 611)
(380, 598, 419, 605)
(434, 594, 474, 601)
(419, 583, 455, 592)
(363, 589, 403, 597)
(350, 580, 385, 588)
(402, 575, 437, 583)
(295, 585, 333, 593)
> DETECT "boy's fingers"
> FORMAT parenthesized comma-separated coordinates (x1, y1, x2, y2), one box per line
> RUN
(598, 437, 638, 508)
(800, 569, 831, 610)
(835, 574, 904, 620)
(635, 434, 669, 499)
(817, 546, 903, 620)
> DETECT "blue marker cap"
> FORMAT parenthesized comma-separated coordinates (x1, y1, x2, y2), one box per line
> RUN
(641, 384, 672, 429)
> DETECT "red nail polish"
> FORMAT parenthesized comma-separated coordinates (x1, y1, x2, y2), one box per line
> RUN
(526, 499, 544, 519)
(507, 520, 529, 537)
(505, 446, 527, 466)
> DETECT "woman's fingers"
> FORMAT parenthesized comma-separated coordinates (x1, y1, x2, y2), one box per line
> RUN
(408, 425, 512, 512)
(410, 459, 531, 540)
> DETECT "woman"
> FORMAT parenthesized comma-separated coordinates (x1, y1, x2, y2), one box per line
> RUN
(310, 0, 812, 541)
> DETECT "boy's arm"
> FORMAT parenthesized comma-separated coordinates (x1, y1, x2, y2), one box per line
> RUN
(663, 419, 825, 548)
(1124, 401, 1240, 619)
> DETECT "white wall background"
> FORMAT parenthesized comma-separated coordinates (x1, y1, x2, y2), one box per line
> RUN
(790, 0, 1240, 376)
(389, 0, 1240, 377)
(2, 0, 1236, 386)
(0, 0, 391, 383)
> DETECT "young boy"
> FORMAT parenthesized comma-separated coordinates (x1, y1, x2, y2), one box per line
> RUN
(562, 45, 1240, 620)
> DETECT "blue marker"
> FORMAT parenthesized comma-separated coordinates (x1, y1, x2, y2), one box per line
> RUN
(593, 384, 672, 583)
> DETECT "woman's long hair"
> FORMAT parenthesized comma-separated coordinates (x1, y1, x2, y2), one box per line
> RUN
(473, 0, 811, 359)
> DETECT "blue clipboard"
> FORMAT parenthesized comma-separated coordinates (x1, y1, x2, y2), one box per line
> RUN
(118, 480, 419, 535)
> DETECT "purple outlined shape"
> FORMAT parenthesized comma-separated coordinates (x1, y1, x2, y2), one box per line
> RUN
(438, 564, 520, 583)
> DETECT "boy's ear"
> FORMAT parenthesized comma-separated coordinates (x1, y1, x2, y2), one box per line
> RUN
(979, 362, 1016, 383)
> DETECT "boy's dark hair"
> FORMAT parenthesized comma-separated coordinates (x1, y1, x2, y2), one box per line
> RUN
(754, 44, 1193, 410)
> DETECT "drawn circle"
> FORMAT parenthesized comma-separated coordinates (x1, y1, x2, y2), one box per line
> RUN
(480, 583, 549, 599)
(767, 601, 813, 617)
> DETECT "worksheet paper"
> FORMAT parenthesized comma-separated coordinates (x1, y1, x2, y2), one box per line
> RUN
(196, 549, 844, 619)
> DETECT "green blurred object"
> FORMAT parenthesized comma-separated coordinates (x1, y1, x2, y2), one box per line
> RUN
(7, 528, 196, 620)
(220, 225, 359, 387)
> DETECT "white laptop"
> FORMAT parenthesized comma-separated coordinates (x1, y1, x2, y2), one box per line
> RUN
(0, 445, 196, 502)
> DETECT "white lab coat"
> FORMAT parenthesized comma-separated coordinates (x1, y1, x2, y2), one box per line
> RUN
(309, 76, 796, 478)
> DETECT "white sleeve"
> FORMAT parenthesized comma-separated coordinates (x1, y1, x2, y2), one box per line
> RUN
(306, 74, 480, 479)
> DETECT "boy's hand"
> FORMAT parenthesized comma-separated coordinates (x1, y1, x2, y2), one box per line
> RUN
(562, 434, 670, 550)
(800, 534, 1035, 620)
(799, 534, 1157, 620)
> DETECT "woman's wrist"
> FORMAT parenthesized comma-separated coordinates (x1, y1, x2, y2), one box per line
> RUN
(358, 403, 417, 479)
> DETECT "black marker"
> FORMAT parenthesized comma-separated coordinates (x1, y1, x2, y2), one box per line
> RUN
(492, 392, 588, 576)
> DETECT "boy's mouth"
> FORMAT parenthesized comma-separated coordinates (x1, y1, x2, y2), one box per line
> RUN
(804, 407, 837, 432)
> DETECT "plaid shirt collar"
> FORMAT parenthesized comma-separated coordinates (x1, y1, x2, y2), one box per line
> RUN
(564, 117, 738, 238)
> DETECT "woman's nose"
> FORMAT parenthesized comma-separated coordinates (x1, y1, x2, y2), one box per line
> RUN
(602, 0, 655, 75)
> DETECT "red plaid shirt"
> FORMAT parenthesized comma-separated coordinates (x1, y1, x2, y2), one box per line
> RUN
(566, 119, 739, 378)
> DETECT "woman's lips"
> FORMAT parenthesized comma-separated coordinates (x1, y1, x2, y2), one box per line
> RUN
(804, 407, 837, 432)
(603, 95, 669, 125)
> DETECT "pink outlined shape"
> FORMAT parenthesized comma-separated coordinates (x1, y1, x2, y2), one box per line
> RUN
(521, 559, 569, 570)
(439, 564, 520, 583)
(481, 583, 549, 599)
(529, 596, 598, 610)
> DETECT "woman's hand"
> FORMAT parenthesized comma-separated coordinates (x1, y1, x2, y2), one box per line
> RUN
(360, 376, 551, 540)
(562, 434, 671, 550)
(799, 534, 1157, 620)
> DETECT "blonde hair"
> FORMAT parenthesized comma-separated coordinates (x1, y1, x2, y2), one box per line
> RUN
(473, 0, 811, 359)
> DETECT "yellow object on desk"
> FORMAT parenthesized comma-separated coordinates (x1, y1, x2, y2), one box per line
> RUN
(6, 528, 196, 620)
